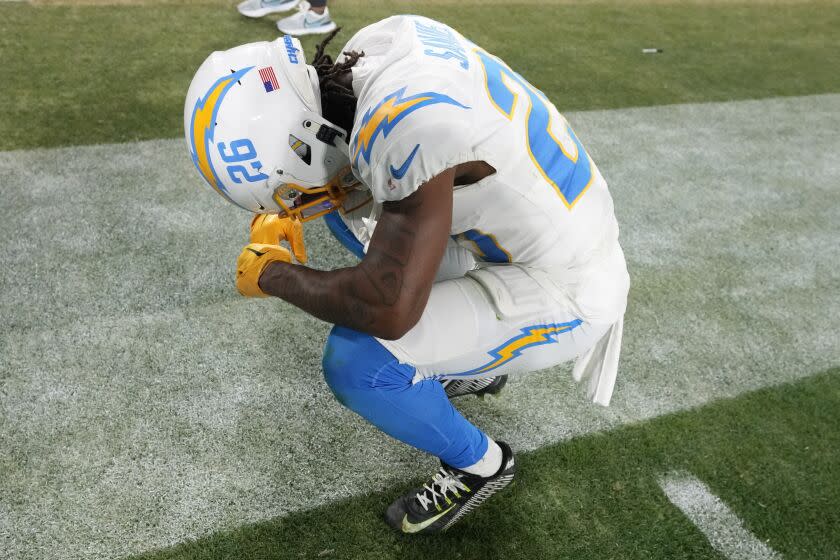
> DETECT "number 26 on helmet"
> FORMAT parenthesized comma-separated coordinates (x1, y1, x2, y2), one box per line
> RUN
(184, 36, 367, 221)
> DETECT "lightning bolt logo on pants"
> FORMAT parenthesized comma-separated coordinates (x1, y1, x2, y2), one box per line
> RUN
(448, 320, 583, 377)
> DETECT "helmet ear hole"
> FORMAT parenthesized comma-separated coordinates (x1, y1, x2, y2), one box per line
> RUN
(288, 134, 312, 165)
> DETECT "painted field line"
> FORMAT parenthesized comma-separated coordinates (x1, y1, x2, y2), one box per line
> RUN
(660, 472, 782, 560)
(1, 94, 839, 560)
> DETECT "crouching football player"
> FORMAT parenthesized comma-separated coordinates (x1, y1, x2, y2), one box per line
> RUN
(184, 16, 629, 533)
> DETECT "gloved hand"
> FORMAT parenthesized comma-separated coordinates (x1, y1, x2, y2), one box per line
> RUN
(250, 213, 307, 264)
(235, 243, 292, 298)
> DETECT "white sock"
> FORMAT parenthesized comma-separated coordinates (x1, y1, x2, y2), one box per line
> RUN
(459, 438, 503, 477)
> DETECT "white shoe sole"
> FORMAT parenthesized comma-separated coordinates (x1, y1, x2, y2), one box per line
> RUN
(238, 0, 300, 18)
(277, 20, 338, 36)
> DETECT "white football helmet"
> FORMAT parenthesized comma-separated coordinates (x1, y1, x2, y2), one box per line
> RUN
(184, 36, 363, 220)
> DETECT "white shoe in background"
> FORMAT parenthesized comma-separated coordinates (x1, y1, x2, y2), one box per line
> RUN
(237, 0, 300, 18)
(276, 1, 337, 36)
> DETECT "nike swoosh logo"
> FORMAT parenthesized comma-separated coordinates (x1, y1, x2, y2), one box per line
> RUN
(401, 504, 455, 533)
(389, 144, 420, 180)
(247, 248, 267, 257)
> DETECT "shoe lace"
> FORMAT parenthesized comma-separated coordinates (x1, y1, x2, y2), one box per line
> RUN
(415, 468, 471, 512)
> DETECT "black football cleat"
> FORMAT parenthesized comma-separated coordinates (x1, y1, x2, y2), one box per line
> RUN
(385, 441, 516, 534)
(442, 375, 508, 399)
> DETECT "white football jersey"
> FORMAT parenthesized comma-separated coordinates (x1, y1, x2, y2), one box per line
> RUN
(340, 16, 629, 323)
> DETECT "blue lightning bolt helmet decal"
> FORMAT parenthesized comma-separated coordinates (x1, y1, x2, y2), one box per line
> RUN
(188, 66, 254, 209)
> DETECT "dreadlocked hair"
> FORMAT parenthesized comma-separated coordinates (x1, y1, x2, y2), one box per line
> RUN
(311, 28, 364, 136)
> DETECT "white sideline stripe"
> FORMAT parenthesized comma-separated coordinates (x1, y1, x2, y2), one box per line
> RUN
(659, 473, 782, 560)
(1, 93, 839, 560)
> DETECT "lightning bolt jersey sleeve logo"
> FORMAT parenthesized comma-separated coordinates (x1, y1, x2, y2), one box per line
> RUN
(342, 15, 629, 325)
(349, 84, 472, 202)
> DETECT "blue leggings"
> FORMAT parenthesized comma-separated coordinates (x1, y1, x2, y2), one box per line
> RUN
(322, 326, 488, 468)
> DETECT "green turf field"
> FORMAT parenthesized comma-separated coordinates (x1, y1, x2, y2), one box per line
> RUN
(1, 2, 839, 559)
(131, 368, 840, 560)
(3, 0, 840, 149)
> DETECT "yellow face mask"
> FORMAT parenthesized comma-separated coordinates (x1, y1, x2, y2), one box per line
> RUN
(271, 165, 371, 222)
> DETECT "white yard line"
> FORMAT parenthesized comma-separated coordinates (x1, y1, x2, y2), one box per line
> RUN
(1, 94, 839, 560)
(659, 473, 782, 560)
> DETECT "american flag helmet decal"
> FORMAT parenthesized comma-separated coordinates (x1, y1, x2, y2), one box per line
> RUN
(258, 66, 280, 93)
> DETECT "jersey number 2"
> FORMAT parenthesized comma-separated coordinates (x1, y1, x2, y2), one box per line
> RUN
(476, 50, 593, 209)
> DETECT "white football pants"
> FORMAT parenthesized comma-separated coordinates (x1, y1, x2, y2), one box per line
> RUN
(377, 244, 613, 386)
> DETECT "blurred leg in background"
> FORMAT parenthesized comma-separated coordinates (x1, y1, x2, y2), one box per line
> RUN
(277, 1, 338, 36)
(237, 0, 300, 18)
